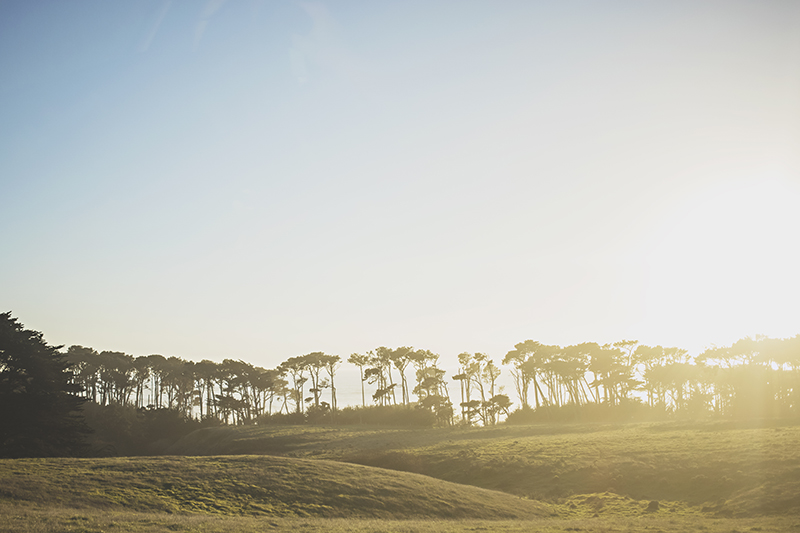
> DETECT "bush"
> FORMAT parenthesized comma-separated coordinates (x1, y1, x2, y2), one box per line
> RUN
(306, 404, 331, 424)
(334, 404, 435, 427)
(82, 403, 204, 456)
(505, 400, 669, 425)
(255, 411, 306, 425)
(253, 404, 436, 427)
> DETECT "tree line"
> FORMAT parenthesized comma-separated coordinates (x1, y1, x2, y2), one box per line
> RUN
(502, 336, 800, 420)
(62, 334, 800, 425)
(5, 310, 800, 458)
(63, 346, 457, 425)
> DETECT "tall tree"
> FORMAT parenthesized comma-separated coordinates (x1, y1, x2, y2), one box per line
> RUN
(279, 355, 309, 414)
(348, 353, 370, 408)
(193, 359, 219, 419)
(454, 352, 481, 424)
(389, 347, 414, 405)
(369, 347, 397, 405)
(0, 313, 90, 457)
(503, 340, 554, 409)
(410, 350, 453, 425)
(364, 348, 396, 406)
(65, 345, 100, 403)
(321, 354, 341, 415)
(304, 352, 330, 409)
(461, 353, 504, 425)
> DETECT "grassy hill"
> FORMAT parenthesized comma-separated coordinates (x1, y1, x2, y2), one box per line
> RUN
(0, 455, 551, 520)
(4, 421, 800, 531)
(2, 455, 794, 533)
(167, 420, 800, 516)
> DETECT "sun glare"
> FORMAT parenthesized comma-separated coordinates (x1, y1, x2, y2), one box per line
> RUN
(642, 176, 800, 350)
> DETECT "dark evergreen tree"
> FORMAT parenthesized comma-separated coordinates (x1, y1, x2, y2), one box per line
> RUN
(0, 312, 90, 457)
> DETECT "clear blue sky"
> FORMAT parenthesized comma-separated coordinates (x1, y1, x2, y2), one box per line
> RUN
(2, 1, 799, 382)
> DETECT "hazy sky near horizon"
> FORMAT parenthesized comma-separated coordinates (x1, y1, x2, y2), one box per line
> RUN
(2, 1, 800, 374)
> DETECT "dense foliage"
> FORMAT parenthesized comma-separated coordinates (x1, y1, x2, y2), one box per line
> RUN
(0, 313, 90, 457)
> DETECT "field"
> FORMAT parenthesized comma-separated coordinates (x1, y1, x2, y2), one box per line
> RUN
(167, 419, 800, 516)
(3, 420, 800, 531)
(1, 507, 796, 533)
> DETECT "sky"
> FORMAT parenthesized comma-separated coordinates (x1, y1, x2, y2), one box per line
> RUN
(2, 1, 800, 402)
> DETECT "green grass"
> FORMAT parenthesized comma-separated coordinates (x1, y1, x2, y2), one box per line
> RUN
(167, 420, 800, 516)
(0, 455, 550, 519)
(2, 505, 799, 533)
(5, 420, 800, 531)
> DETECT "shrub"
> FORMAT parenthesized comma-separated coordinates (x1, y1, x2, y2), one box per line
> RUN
(505, 401, 669, 425)
(255, 411, 306, 425)
(334, 404, 436, 427)
(82, 403, 204, 455)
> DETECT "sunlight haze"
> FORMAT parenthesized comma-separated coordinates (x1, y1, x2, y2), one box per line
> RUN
(2, 0, 799, 391)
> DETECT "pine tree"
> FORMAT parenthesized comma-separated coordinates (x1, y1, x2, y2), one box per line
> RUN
(0, 312, 90, 457)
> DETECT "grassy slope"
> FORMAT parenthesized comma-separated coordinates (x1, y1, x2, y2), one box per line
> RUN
(4, 422, 800, 532)
(0, 455, 551, 520)
(167, 420, 800, 516)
